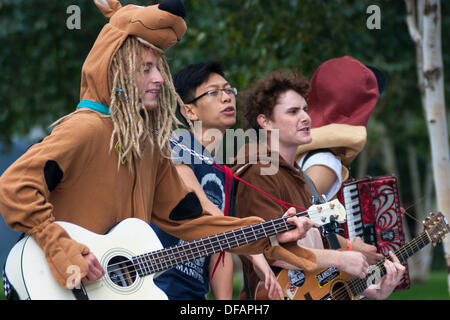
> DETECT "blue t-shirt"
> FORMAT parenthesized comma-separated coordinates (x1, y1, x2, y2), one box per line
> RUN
(150, 132, 234, 300)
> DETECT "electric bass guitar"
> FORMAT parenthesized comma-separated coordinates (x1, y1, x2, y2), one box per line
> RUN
(255, 211, 449, 300)
(4, 200, 346, 300)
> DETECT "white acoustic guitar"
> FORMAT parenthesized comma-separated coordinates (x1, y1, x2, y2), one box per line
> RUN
(4, 200, 346, 300)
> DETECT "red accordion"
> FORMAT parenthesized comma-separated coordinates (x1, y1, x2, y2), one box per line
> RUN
(337, 175, 410, 291)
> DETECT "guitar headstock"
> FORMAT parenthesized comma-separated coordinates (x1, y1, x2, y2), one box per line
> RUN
(308, 199, 347, 227)
(423, 212, 449, 246)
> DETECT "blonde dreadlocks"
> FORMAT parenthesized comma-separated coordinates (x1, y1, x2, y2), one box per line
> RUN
(51, 36, 186, 172)
(109, 36, 185, 171)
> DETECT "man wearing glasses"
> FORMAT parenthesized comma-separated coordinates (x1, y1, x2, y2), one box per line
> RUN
(150, 61, 286, 300)
(149, 61, 237, 300)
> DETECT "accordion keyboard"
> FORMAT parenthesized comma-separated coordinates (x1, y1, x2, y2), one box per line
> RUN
(342, 184, 364, 240)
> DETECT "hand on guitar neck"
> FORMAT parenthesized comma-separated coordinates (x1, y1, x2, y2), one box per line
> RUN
(362, 251, 405, 300)
(276, 207, 315, 243)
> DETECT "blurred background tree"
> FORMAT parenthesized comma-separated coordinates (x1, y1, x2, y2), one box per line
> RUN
(0, 0, 448, 297)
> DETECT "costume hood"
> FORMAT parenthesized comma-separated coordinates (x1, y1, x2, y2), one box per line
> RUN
(80, 0, 187, 106)
(296, 56, 381, 171)
(307, 55, 379, 128)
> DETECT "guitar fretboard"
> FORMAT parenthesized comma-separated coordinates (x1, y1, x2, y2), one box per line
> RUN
(347, 231, 431, 296)
(132, 213, 306, 277)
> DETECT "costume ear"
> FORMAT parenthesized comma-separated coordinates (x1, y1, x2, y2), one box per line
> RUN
(94, 0, 122, 18)
(158, 0, 186, 19)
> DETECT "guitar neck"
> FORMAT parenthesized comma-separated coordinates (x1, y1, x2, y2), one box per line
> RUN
(347, 231, 431, 297)
(132, 212, 306, 277)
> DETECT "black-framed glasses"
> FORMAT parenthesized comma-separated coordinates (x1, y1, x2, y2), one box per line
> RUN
(186, 87, 238, 104)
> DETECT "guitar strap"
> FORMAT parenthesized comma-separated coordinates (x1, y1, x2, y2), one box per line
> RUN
(303, 172, 343, 250)
(209, 165, 232, 281)
(302, 173, 322, 205)
(242, 266, 253, 300)
(72, 286, 89, 300)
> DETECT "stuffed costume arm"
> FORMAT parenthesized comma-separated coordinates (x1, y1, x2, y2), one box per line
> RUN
(0, 113, 109, 288)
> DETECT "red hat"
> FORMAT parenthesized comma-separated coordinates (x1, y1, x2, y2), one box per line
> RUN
(307, 56, 380, 128)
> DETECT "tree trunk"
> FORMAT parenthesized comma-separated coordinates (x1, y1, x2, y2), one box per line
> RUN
(421, 1, 450, 295)
(406, 0, 450, 295)
(406, 143, 432, 283)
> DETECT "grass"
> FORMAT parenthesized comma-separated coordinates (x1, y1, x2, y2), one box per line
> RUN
(387, 271, 449, 300)
(0, 278, 3, 300)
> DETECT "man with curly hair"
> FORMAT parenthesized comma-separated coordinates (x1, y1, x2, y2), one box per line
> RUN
(233, 70, 405, 300)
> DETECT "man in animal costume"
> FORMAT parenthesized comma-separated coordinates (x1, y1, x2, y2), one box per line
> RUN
(0, 0, 317, 298)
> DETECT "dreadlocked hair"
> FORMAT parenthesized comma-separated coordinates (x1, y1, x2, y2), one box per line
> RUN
(109, 36, 184, 171)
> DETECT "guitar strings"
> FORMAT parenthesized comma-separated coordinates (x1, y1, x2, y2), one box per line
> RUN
(325, 232, 430, 300)
(103, 206, 337, 278)
(335, 233, 429, 299)
(104, 206, 318, 271)
(106, 225, 440, 295)
(105, 231, 426, 293)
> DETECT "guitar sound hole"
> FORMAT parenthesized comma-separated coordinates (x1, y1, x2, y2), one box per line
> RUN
(106, 256, 137, 288)
(330, 281, 351, 300)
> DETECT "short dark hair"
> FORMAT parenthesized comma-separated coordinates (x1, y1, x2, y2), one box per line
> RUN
(241, 70, 310, 132)
(174, 61, 225, 126)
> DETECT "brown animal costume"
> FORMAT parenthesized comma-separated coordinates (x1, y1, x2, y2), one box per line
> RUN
(0, 0, 317, 291)
(296, 56, 382, 183)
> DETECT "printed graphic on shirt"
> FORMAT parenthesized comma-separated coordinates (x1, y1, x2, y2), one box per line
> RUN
(201, 173, 225, 211)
